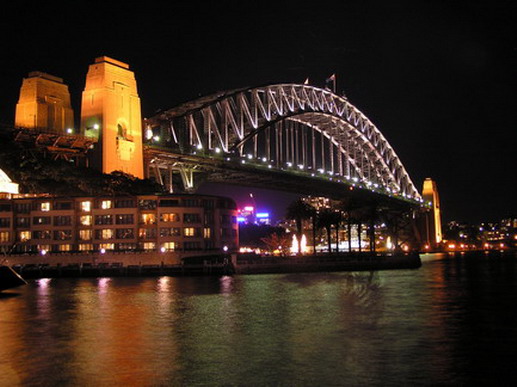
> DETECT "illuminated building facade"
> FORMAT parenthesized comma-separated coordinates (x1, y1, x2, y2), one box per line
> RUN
(237, 205, 271, 225)
(0, 169, 19, 197)
(0, 194, 238, 256)
(422, 178, 442, 247)
(15, 72, 74, 133)
(80, 56, 144, 178)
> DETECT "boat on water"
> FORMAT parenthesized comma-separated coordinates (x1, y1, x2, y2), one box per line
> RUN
(0, 265, 27, 291)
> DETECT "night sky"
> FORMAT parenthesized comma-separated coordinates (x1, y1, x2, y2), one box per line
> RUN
(0, 1, 515, 224)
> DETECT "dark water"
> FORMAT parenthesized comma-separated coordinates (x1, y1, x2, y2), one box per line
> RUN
(1, 252, 517, 386)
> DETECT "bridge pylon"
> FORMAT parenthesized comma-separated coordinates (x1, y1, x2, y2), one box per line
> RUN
(15, 72, 75, 134)
(420, 178, 443, 249)
(80, 56, 144, 178)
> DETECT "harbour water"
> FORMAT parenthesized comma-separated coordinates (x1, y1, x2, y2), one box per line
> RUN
(1, 251, 516, 386)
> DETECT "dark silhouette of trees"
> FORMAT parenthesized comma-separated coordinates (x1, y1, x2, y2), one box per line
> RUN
(286, 199, 315, 253)
(339, 198, 362, 253)
(239, 223, 287, 249)
(0, 134, 164, 196)
(317, 208, 341, 254)
(261, 232, 291, 256)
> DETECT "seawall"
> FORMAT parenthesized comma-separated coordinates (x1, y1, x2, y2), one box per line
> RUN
(5, 252, 421, 279)
(234, 252, 422, 274)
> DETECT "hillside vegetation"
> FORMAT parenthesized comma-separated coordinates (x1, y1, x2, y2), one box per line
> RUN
(0, 132, 165, 196)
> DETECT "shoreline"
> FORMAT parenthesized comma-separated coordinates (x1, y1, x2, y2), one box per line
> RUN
(6, 252, 423, 279)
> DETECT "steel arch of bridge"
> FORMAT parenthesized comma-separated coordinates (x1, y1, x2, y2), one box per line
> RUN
(145, 83, 422, 203)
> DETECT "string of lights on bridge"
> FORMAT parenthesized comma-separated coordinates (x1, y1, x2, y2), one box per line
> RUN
(145, 129, 430, 208)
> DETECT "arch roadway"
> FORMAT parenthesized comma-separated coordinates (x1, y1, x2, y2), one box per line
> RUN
(143, 83, 422, 206)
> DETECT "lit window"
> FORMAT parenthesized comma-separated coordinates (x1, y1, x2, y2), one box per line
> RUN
(79, 229, 92, 241)
(204, 227, 211, 238)
(37, 244, 50, 252)
(184, 227, 195, 237)
(99, 243, 114, 250)
(41, 202, 50, 212)
(141, 213, 156, 225)
(139, 228, 156, 239)
(160, 213, 179, 222)
(0, 231, 10, 242)
(161, 242, 176, 251)
(58, 244, 71, 252)
(80, 215, 92, 226)
(81, 201, 91, 212)
(101, 229, 113, 240)
(19, 231, 31, 242)
(101, 200, 112, 210)
(79, 244, 93, 251)
(143, 242, 156, 250)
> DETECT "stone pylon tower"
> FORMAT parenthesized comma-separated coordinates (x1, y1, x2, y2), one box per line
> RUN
(15, 72, 74, 133)
(80, 56, 144, 178)
(422, 178, 443, 247)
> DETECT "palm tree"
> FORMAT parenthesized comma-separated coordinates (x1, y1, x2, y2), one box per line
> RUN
(366, 203, 380, 252)
(333, 210, 343, 253)
(339, 198, 361, 253)
(286, 199, 315, 253)
(308, 206, 318, 255)
(353, 207, 369, 254)
(317, 208, 341, 254)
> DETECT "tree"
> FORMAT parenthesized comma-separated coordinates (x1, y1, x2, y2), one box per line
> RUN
(333, 210, 343, 253)
(261, 232, 291, 256)
(239, 223, 286, 249)
(365, 202, 381, 252)
(339, 198, 362, 253)
(286, 199, 315, 253)
(317, 208, 341, 254)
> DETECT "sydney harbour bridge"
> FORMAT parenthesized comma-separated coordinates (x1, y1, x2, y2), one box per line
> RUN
(4, 57, 438, 250)
(143, 83, 424, 211)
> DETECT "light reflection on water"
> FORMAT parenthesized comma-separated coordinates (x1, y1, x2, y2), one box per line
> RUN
(1, 252, 517, 386)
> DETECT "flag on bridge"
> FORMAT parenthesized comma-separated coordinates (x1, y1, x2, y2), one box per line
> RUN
(325, 74, 336, 93)
(303, 78, 309, 85)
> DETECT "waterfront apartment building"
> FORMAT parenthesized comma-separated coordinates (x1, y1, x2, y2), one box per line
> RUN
(0, 194, 238, 256)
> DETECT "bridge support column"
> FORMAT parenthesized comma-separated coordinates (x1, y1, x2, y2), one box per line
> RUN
(179, 167, 195, 192)
(80, 56, 144, 179)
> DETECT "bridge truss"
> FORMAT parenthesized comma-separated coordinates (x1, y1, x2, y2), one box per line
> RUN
(144, 84, 422, 205)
